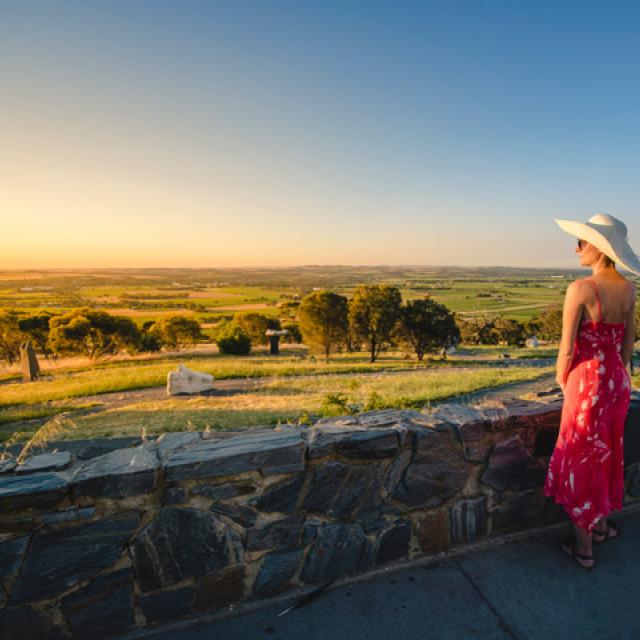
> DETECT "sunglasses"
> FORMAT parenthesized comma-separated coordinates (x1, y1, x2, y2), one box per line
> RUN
(577, 238, 587, 250)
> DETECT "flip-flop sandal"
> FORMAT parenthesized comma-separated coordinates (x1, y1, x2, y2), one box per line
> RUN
(556, 534, 594, 571)
(593, 519, 621, 544)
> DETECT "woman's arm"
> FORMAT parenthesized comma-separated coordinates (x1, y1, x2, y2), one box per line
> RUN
(621, 282, 637, 368)
(556, 280, 585, 391)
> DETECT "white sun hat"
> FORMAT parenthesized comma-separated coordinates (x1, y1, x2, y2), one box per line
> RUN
(554, 213, 640, 276)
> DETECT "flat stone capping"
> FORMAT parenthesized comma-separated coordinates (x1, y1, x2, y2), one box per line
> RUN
(0, 389, 639, 640)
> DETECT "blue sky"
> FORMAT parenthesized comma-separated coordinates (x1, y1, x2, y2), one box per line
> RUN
(1, 1, 639, 269)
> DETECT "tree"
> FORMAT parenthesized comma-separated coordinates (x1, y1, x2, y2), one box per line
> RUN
(398, 298, 460, 360)
(214, 321, 252, 355)
(455, 315, 500, 345)
(234, 312, 280, 346)
(298, 291, 348, 362)
(0, 311, 22, 364)
(138, 321, 162, 352)
(48, 308, 141, 358)
(349, 285, 402, 362)
(150, 315, 203, 350)
(535, 306, 563, 342)
(17, 312, 54, 359)
(282, 322, 302, 343)
(493, 317, 527, 347)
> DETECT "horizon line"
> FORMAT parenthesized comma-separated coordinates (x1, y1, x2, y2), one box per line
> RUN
(0, 263, 588, 272)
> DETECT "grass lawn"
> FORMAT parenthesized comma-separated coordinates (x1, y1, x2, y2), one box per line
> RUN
(0, 347, 556, 408)
(0, 366, 555, 442)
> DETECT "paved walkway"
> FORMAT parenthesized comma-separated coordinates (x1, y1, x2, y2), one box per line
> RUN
(122, 507, 640, 640)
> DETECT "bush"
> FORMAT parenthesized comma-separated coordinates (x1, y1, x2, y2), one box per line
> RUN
(321, 392, 357, 417)
(215, 322, 252, 355)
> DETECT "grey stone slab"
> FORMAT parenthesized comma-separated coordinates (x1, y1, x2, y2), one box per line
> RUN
(0, 536, 29, 579)
(432, 402, 487, 428)
(0, 471, 71, 512)
(305, 424, 402, 460)
(300, 522, 372, 584)
(251, 474, 306, 513)
(246, 515, 303, 551)
(41, 506, 96, 524)
(458, 420, 493, 462)
(303, 461, 385, 519)
(149, 561, 510, 640)
(0, 604, 71, 640)
(209, 501, 258, 528)
(375, 519, 411, 564)
(356, 409, 412, 428)
(0, 460, 16, 474)
(61, 568, 135, 640)
(451, 497, 488, 543)
(131, 508, 243, 592)
(481, 435, 546, 491)
(11, 511, 140, 604)
(192, 479, 257, 501)
(5, 437, 144, 462)
(155, 432, 202, 463)
(253, 549, 303, 597)
(489, 491, 545, 533)
(392, 429, 468, 509)
(73, 443, 159, 497)
(137, 586, 194, 624)
(15, 451, 71, 474)
(163, 431, 305, 481)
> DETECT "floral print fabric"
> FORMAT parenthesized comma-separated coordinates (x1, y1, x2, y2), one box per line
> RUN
(544, 281, 631, 531)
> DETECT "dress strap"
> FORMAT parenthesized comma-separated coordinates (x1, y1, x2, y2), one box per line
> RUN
(585, 278, 602, 322)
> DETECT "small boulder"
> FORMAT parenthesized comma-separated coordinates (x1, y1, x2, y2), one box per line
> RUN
(167, 365, 214, 396)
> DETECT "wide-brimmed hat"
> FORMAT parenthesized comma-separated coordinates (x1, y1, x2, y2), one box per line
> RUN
(554, 213, 640, 276)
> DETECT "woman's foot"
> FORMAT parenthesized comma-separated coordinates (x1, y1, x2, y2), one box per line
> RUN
(557, 535, 594, 571)
(593, 518, 621, 543)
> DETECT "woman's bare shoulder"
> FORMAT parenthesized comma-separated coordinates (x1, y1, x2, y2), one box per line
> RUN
(565, 278, 591, 297)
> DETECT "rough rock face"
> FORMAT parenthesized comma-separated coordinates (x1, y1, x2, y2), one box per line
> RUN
(0, 392, 637, 640)
(300, 522, 373, 583)
(167, 364, 214, 396)
(481, 435, 546, 491)
(131, 508, 244, 592)
(391, 429, 469, 509)
(11, 512, 140, 604)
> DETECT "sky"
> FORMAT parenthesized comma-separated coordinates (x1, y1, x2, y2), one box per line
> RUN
(1, 0, 639, 270)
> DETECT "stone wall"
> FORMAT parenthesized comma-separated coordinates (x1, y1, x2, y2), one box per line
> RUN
(2, 390, 640, 639)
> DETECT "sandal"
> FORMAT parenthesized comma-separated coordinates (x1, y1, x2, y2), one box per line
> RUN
(556, 534, 594, 571)
(593, 519, 621, 544)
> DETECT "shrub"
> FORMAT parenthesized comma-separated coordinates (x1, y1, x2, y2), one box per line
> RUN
(215, 322, 252, 355)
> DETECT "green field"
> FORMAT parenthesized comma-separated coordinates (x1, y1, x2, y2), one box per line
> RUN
(0, 266, 577, 327)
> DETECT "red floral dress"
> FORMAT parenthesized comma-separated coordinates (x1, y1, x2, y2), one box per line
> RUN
(544, 279, 632, 531)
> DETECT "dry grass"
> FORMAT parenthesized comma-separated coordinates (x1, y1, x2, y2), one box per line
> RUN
(14, 366, 554, 441)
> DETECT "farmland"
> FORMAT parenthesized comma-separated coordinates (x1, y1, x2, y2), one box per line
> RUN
(0, 265, 577, 326)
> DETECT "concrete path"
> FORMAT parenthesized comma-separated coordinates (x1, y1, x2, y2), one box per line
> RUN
(121, 508, 640, 640)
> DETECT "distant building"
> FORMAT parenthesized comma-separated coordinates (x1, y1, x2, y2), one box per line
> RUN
(526, 336, 539, 348)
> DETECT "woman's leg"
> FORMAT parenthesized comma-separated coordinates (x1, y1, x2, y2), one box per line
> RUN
(593, 516, 620, 540)
(560, 522, 594, 568)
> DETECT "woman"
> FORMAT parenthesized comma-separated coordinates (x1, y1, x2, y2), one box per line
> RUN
(544, 213, 638, 571)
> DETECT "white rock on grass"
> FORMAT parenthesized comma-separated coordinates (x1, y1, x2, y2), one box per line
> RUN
(167, 364, 214, 396)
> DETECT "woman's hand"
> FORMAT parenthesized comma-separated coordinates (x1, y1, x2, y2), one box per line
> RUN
(555, 376, 566, 394)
